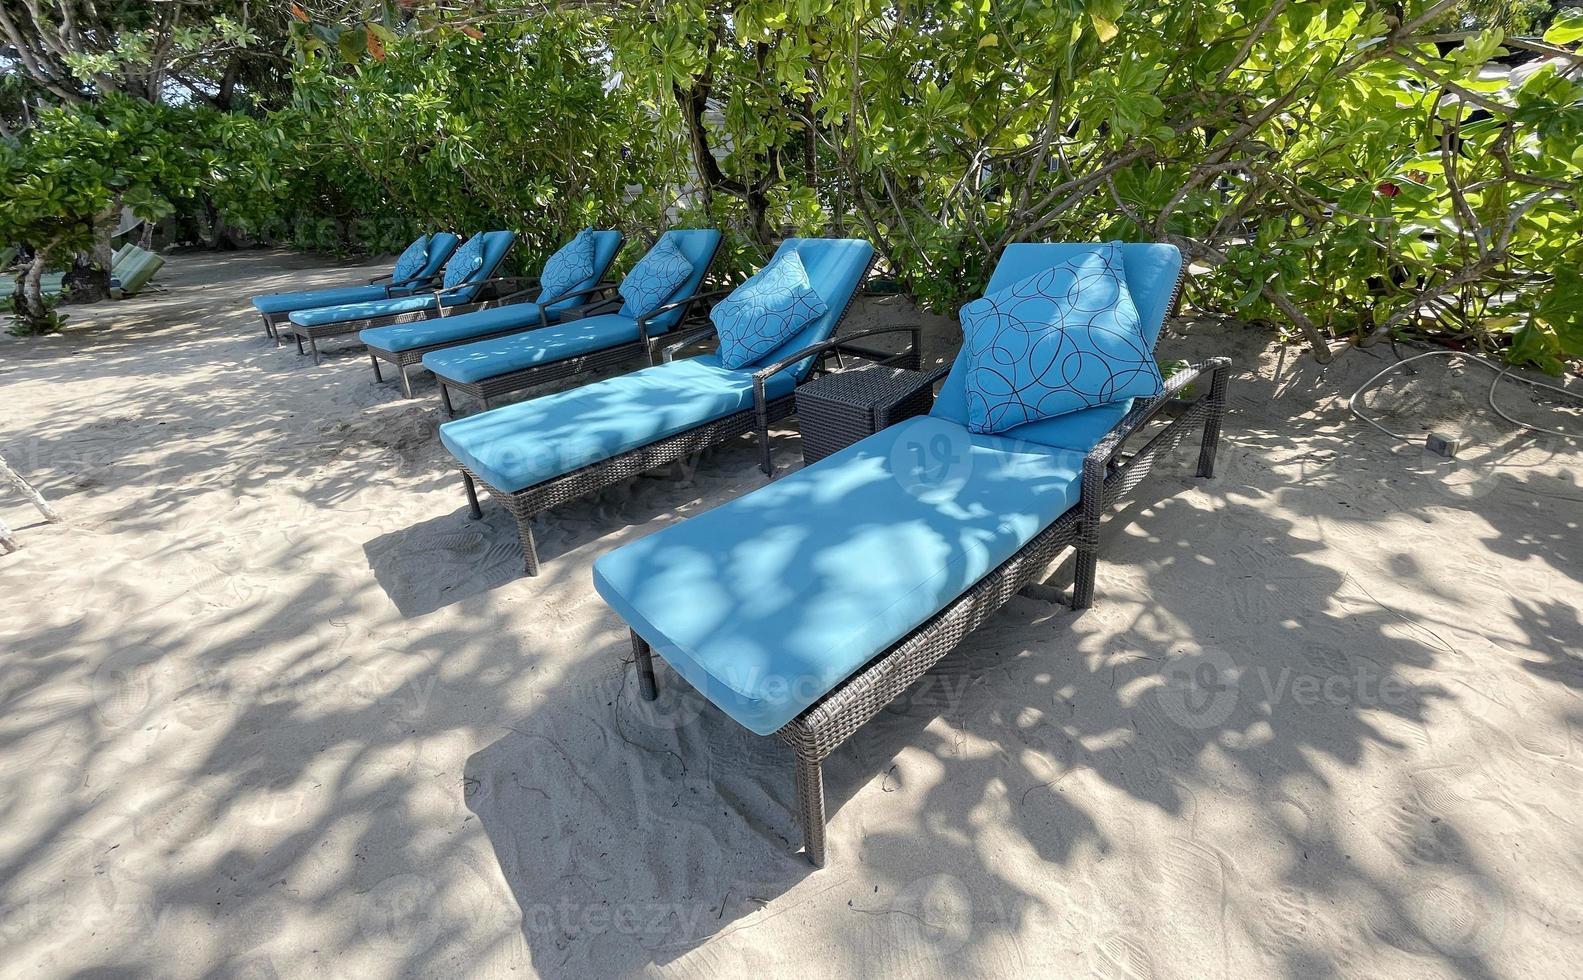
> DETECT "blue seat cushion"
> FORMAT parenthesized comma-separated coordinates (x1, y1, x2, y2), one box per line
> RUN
(959, 243, 1160, 434)
(711, 248, 829, 369)
(360, 302, 555, 353)
(592, 416, 1085, 735)
(439, 355, 796, 494)
(422, 313, 640, 382)
(254, 284, 394, 316)
(287, 293, 443, 328)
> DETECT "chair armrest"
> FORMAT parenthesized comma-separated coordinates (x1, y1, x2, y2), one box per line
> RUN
(659, 323, 719, 363)
(748, 325, 926, 428)
(369, 273, 395, 285)
(749, 326, 924, 388)
(540, 279, 619, 309)
(639, 286, 734, 354)
(1085, 357, 1231, 470)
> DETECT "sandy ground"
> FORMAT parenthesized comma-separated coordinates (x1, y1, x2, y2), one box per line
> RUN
(1, 248, 1580, 979)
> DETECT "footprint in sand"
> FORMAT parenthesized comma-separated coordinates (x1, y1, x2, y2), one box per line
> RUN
(1093, 933, 1154, 980)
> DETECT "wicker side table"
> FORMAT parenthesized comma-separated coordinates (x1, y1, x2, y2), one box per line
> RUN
(795, 366, 937, 465)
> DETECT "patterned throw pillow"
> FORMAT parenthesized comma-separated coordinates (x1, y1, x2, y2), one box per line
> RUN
(536, 229, 597, 305)
(960, 243, 1160, 434)
(443, 234, 488, 290)
(710, 248, 829, 370)
(618, 236, 695, 320)
(391, 235, 431, 284)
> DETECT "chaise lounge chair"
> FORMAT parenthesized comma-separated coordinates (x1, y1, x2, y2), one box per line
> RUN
(110, 244, 165, 297)
(278, 230, 517, 366)
(590, 242, 1231, 865)
(250, 232, 460, 340)
(435, 237, 922, 576)
(422, 228, 721, 416)
(358, 229, 626, 399)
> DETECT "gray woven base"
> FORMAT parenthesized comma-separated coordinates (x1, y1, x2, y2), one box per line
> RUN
(632, 355, 1230, 865)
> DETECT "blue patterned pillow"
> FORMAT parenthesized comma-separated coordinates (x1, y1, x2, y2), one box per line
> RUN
(536, 229, 596, 305)
(618, 236, 695, 320)
(711, 248, 829, 370)
(443, 234, 487, 290)
(392, 235, 431, 284)
(960, 243, 1161, 434)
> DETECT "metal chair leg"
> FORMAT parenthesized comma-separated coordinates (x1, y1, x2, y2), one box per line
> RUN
(462, 471, 482, 519)
(632, 632, 658, 701)
(399, 364, 413, 399)
(440, 384, 456, 418)
(793, 752, 827, 867)
(370, 354, 384, 383)
(309, 337, 321, 366)
(758, 426, 774, 477)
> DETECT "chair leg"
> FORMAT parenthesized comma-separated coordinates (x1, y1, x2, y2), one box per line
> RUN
(1197, 365, 1230, 478)
(479, 395, 491, 412)
(793, 752, 827, 867)
(632, 632, 658, 701)
(398, 363, 413, 399)
(512, 509, 541, 576)
(309, 337, 321, 366)
(1072, 548, 1098, 609)
(294, 334, 305, 356)
(440, 383, 456, 418)
(758, 426, 775, 477)
(370, 354, 384, 383)
(462, 471, 482, 519)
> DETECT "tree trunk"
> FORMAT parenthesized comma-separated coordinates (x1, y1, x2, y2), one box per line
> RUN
(15, 249, 54, 333)
(61, 248, 112, 304)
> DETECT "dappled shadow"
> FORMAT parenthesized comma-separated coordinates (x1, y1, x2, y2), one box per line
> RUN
(2, 255, 1580, 977)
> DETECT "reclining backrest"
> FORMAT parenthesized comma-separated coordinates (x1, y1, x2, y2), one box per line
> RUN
(444, 230, 518, 305)
(634, 228, 723, 333)
(930, 242, 1185, 451)
(541, 229, 625, 315)
(740, 237, 874, 379)
(408, 232, 461, 285)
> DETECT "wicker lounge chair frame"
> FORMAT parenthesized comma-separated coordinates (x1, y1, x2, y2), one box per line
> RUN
(363, 278, 625, 399)
(457, 261, 925, 577)
(259, 266, 448, 341)
(276, 238, 520, 366)
(434, 238, 726, 416)
(627, 271, 1233, 866)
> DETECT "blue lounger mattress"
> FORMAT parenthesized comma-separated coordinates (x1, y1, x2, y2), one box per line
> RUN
(592, 415, 1086, 735)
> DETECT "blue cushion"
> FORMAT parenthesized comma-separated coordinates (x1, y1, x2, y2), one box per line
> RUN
(253, 284, 393, 316)
(618, 236, 695, 320)
(959, 243, 1160, 434)
(287, 293, 441, 327)
(711, 248, 829, 369)
(536, 230, 596, 305)
(444, 234, 488, 290)
(360, 301, 556, 353)
(422, 313, 640, 382)
(624, 229, 722, 333)
(416, 232, 461, 280)
(592, 416, 1085, 735)
(392, 235, 431, 284)
(744, 238, 873, 377)
(438, 357, 798, 494)
(932, 242, 1182, 451)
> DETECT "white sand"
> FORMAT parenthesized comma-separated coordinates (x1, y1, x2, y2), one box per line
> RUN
(1, 249, 1580, 978)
